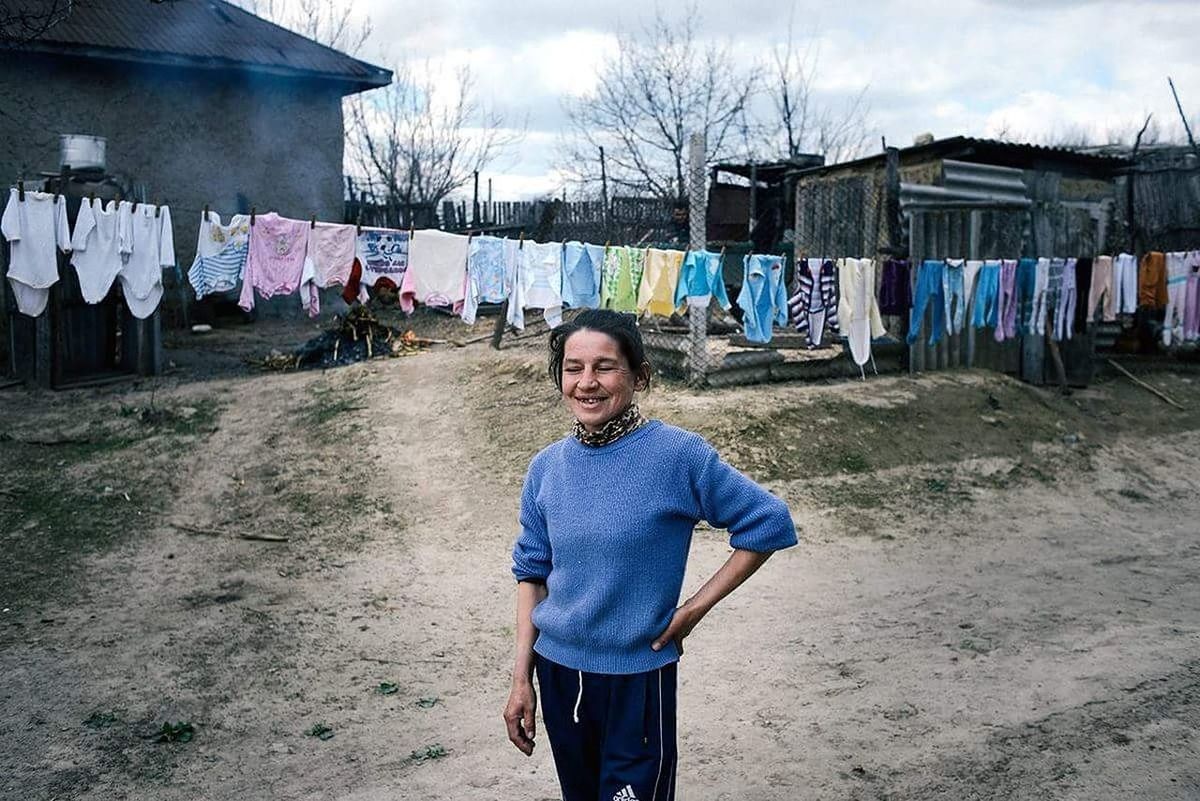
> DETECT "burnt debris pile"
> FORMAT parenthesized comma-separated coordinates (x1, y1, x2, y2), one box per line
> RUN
(258, 306, 430, 371)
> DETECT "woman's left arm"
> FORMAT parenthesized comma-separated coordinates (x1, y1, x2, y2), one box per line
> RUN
(652, 439, 798, 654)
(652, 548, 772, 655)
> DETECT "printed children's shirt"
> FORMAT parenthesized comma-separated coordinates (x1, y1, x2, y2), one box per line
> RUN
(2, 188, 72, 317)
(461, 235, 514, 324)
(401, 229, 469, 313)
(562, 241, 605, 309)
(356, 227, 409, 289)
(508, 240, 564, 330)
(736, 254, 788, 343)
(187, 211, 250, 300)
(298, 222, 360, 317)
(238, 212, 308, 312)
(601, 246, 646, 313)
(637, 248, 685, 317)
(674, 249, 730, 309)
(71, 198, 129, 304)
(118, 203, 175, 319)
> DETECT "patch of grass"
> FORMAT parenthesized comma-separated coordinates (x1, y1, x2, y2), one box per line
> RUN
(0, 399, 224, 612)
(84, 711, 121, 729)
(152, 721, 195, 743)
(1118, 488, 1150, 502)
(305, 723, 335, 740)
(303, 384, 367, 427)
(408, 743, 448, 763)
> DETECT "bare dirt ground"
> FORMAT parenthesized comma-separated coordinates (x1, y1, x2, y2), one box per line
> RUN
(2, 315, 1199, 801)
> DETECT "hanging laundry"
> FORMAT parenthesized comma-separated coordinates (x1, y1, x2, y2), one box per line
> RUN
(1138, 251, 1168, 310)
(995, 258, 1021, 342)
(1113, 252, 1138, 315)
(401, 229, 468, 313)
(1087, 255, 1115, 322)
(600, 246, 646, 313)
(508, 240, 564, 329)
(736, 254, 788, 344)
(1041, 258, 1064, 340)
(638, 248, 685, 317)
(907, 259, 945, 347)
(788, 258, 839, 347)
(188, 210, 250, 301)
(673, 249, 729, 310)
(964, 259, 983, 309)
(1028, 257, 1051, 336)
(461, 235, 514, 324)
(1072, 257, 1093, 332)
(1162, 251, 1190, 346)
(878, 259, 911, 316)
(1052, 258, 1076, 342)
(118, 203, 175, 319)
(71, 198, 130, 304)
(562, 241, 605, 309)
(238, 212, 307, 313)
(298, 223, 365, 317)
(1184, 251, 1200, 342)
(943, 258, 967, 336)
(838, 257, 886, 372)
(357, 227, 409, 290)
(2, 188, 71, 317)
(972, 260, 1000, 330)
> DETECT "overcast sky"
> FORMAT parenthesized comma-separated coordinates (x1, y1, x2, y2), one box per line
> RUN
(318, 0, 1200, 199)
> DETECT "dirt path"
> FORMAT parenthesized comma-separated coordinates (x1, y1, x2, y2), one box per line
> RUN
(2, 340, 1199, 800)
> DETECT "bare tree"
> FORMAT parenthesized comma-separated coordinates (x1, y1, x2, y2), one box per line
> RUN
(2, 0, 75, 45)
(560, 5, 757, 200)
(237, 0, 370, 56)
(767, 11, 872, 165)
(346, 60, 521, 215)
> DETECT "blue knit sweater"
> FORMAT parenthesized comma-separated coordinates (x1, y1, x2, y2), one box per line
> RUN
(511, 421, 798, 674)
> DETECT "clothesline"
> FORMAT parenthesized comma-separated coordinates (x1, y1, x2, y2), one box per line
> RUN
(8, 187, 1197, 369)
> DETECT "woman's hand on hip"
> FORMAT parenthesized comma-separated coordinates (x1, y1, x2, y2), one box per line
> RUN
(652, 602, 703, 656)
(503, 679, 538, 756)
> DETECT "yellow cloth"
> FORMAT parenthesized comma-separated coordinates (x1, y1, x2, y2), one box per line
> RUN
(637, 248, 685, 317)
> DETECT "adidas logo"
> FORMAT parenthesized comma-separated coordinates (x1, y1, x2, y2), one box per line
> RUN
(612, 784, 639, 801)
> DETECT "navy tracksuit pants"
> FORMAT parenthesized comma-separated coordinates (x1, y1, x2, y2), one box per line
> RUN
(536, 654, 677, 801)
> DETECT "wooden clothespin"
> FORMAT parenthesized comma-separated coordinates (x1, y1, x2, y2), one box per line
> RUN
(154, 198, 161, 218)
(518, 230, 525, 249)
(310, 213, 317, 229)
(88, 190, 96, 203)
(355, 211, 362, 235)
(131, 200, 138, 213)
(250, 206, 257, 226)
(203, 203, 209, 218)
(408, 226, 414, 241)
(16, 178, 24, 201)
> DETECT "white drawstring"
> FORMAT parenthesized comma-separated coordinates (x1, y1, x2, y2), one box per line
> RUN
(572, 670, 583, 723)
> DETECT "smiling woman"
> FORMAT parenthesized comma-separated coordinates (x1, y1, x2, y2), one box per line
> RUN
(503, 309, 798, 801)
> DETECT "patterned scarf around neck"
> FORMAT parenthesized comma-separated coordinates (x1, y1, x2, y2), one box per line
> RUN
(572, 403, 648, 447)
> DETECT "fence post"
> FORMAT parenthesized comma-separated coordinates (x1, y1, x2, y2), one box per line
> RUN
(687, 132, 708, 387)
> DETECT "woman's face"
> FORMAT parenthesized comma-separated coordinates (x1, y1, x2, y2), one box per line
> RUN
(561, 329, 644, 432)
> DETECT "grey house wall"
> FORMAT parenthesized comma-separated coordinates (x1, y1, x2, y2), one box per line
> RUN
(0, 53, 349, 318)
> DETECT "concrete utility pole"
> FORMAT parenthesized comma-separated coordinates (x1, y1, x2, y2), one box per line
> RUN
(687, 132, 708, 386)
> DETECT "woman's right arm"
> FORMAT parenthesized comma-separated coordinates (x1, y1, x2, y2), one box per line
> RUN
(504, 580, 547, 755)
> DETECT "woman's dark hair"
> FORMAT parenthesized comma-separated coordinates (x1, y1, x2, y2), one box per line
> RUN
(548, 309, 652, 391)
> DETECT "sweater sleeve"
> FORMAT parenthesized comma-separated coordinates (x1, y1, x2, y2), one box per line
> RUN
(511, 461, 551, 582)
(691, 439, 798, 552)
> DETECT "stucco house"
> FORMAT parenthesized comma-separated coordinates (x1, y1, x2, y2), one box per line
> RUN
(0, 0, 391, 270)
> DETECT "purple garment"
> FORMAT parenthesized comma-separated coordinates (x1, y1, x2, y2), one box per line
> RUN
(878, 259, 911, 315)
(995, 259, 1019, 342)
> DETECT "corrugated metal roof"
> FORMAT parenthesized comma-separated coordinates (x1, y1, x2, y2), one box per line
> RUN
(9, 0, 390, 93)
(793, 135, 1131, 180)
